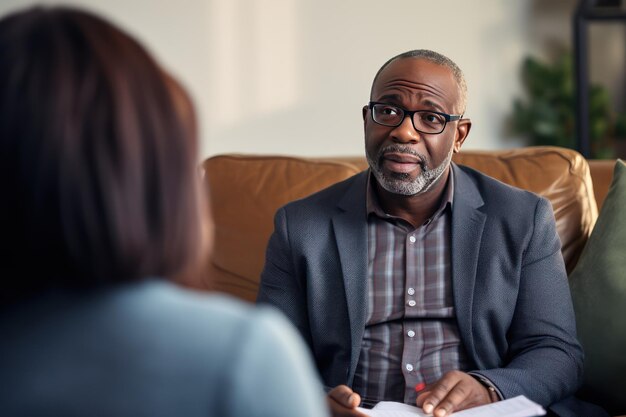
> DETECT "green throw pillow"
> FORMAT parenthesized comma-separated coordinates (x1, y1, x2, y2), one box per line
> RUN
(570, 159, 626, 413)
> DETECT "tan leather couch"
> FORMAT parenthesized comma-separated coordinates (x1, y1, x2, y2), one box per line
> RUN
(184, 146, 614, 304)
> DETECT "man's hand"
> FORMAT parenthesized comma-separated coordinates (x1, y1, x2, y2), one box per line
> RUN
(415, 371, 493, 417)
(327, 385, 367, 417)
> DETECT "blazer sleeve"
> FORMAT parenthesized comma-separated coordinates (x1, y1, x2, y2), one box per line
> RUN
(472, 197, 584, 406)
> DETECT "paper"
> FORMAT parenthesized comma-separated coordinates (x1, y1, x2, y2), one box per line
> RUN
(357, 401, 429, 417)
(356, 395, 545, 417)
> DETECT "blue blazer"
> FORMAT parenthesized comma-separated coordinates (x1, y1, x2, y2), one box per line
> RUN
(258, 164, 602, 417)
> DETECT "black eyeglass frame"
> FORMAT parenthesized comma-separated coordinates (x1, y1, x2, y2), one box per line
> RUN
(367, 101, 463, 134)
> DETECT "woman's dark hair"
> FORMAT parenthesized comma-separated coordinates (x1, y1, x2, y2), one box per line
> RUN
(0, 6, 206, 302)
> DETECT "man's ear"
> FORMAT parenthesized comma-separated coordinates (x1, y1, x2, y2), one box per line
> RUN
(453, 118, 471, 153)
(362, 105, 369, 134)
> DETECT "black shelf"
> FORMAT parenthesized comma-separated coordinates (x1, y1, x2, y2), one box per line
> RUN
(573, 0, 626, 157)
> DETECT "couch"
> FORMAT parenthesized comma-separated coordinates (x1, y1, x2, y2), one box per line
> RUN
(182, 146, 620, 415)
(185, 146, 614, 298)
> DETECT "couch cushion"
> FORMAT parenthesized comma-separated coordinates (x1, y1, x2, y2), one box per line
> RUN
(570, 159, 626, 414)
(198, 147, 597, 301)
(199, 155, 364, 301)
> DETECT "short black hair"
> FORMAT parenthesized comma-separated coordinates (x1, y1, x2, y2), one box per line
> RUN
(370, 49, 467, 113)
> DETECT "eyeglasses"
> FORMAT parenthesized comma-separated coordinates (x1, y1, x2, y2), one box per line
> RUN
(368, 101, 462, 134)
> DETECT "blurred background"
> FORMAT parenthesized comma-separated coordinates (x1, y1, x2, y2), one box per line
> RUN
(1, 0, 625, 159)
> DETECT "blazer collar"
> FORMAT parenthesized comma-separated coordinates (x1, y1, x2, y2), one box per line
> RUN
(333, 171, 369, 384)
(450, 163, 486, 364)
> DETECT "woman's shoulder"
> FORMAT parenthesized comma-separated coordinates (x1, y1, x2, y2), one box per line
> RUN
(135, 279, 284, 324)
(137, 280, 328, 417)
(122, 280, 308, 355)
(0, 281, 328, 417)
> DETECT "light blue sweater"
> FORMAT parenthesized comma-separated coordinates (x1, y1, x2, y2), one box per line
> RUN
(0, 280, 329, 417)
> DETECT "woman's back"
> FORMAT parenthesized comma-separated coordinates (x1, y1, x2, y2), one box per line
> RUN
(1, 281, 327, 417)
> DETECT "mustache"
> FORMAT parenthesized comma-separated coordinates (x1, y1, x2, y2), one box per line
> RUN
(377, 145, 427, 168)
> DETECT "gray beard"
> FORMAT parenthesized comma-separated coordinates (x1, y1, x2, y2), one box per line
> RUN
(366, 144, 453, 196)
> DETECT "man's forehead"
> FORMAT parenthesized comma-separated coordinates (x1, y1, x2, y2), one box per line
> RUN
(373, 57, 456, 88)
(371, 57, 458, 100)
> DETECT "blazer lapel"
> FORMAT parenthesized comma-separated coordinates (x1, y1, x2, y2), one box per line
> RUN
(451, 164, 486, 364)
(332, 171, 369, 383)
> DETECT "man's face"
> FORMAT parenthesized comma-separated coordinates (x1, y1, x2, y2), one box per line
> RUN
(364, 57, 470, 196)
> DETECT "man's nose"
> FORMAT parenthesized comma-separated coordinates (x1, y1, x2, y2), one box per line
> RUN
(390, 114, 421, 143)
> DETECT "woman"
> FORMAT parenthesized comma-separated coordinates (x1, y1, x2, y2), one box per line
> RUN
(0, 6, 328, 417)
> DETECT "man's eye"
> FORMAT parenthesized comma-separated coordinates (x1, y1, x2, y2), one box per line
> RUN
(380, 106, 400, 116)
(421, 112, 443, 125)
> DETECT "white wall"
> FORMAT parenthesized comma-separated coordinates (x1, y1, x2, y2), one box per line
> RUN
(0, 0, 582, 160)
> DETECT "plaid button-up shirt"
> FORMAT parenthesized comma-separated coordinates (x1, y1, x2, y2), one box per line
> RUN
(352, 169, 471, 407)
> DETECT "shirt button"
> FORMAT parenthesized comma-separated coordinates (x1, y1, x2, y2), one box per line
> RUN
(407, 330, 415, 337)
(409, 236, 416, 243)
(407, 300, 416, 307)
(407, 288, 415, 295)
(405, 364, 414, 372)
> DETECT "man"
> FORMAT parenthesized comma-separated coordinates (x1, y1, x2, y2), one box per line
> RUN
(258, 50, 601, 417)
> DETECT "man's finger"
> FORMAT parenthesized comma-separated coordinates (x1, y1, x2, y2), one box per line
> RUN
(420, 371, 467, 414)
(421, 381, 452, 413)
(431, 382, 468, 417)
(328, 385, 361, 408)
(420, 371, 492, 416)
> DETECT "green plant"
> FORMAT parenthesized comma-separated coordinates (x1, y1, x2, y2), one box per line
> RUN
(614, 112, 626, 140)
(512, 52, 615, 158)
